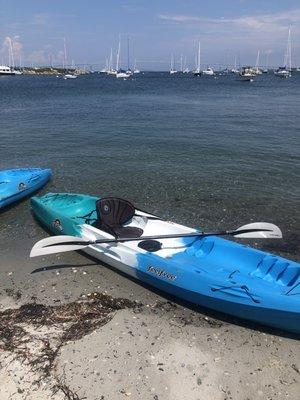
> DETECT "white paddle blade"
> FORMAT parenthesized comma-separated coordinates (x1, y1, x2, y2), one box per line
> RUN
(30, 235, 88, 257)
(234, 222, 282, 239)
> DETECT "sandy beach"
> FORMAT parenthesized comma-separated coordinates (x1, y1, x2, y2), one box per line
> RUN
(0, 209, 299, 400)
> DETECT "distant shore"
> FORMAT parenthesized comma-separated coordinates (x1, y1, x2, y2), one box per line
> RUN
(14, 67, 88, 75)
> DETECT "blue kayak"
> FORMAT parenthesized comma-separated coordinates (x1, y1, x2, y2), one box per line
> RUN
(0, 168, 52, 209)
(31, 193, 300, 334)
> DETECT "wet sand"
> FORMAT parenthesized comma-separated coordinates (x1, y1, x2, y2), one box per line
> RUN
(0, 214, 299, 400)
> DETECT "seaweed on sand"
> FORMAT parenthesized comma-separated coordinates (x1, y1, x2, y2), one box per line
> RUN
(0, 292, 141, 399)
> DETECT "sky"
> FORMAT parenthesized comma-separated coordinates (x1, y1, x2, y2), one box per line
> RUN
(0, 0, 299, 70)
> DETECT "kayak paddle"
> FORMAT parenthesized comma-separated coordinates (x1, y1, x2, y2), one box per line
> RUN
(30, 222, 282, 257)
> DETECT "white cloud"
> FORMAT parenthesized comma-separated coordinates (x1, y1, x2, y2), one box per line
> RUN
(158, 9, 300, 32)
(158, 8, 300, 64)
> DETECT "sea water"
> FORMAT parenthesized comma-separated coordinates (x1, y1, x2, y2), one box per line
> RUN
(0, 72, 299, 260)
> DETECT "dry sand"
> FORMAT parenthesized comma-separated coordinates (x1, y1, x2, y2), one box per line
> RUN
(0, 221, 299, 400)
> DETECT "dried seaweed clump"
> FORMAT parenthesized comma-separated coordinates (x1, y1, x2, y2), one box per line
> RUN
(0, 292, 140, 399)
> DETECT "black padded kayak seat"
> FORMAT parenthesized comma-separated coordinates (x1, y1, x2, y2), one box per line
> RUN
(95, 197, 143, 239)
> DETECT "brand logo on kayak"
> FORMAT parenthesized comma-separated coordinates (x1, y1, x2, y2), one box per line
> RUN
(18, 182, 26, 191)
(53, 219, 63, 232)
(147, 266, 177, 281)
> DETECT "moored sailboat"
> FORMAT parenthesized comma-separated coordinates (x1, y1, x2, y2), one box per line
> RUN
(193, 42, 201, 76)
(169, 54, 177, 74)
(274, 28, 292, 78)
(133, 59, 140, 74)
(115, 38, 131, 79)
(253, 50, 263, 75)
(202, 66, 214, 76)
(237, 66, 256, 82)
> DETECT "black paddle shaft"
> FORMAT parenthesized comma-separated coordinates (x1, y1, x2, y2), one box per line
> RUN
(46, 228, 271, 248)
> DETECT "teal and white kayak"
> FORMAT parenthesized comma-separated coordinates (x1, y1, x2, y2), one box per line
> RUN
(0, 168, 52, 209)
(31, 192, 300, 334)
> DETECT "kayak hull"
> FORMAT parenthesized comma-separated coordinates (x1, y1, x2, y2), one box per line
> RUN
(31, 192, 300, 335)
(0, 168, 52, 209)
(84, 244, 300, 333)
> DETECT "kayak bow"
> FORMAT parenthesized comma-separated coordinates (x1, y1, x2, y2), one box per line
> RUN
(0, 168, 52, 209)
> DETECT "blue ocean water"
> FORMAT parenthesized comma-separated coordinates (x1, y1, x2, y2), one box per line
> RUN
(0, 72, 299, 259)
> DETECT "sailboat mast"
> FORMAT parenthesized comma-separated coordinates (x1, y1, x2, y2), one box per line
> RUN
(63, 38, 67, 69)
(116, 37, 121, 71)
(9, 38, 15, 68)
(255, 50, 260, 69)
(127, 36, 130, 71)
(197, 42, 201, 72)
(287, 27, 292, 71)
(109, 48, 113, 71)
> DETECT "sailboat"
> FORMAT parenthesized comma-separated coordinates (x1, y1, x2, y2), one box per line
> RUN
(170, 54, 177, 74)
(231, 56, 239, 74)
(193, 42, 201, 76)
(182, 56, 189, 73)
(106, 48, 116, 75)
(62, 38, 77, 79)
(0, 38, 16, 75)
(115, 38, 131, 79)
(202, 66, 214, 76)
(125, 36, 133, 76)
(274, 27, 292, 78)
(262, 52, 269, 73)
(237, 66, 256, 82)
(253, 50, 263, 75)
(133, 59, 140, 74)
(179, 54, 184, 73)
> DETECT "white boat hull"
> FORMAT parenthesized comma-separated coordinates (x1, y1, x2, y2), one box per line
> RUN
(274, 70, 291, 78)
(64, 74, 77, 79)
(116, 72, 130, 78)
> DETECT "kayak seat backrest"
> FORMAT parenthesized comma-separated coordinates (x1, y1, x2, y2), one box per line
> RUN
(251, 256, 299, 286)
(95, 197, 143, 239)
